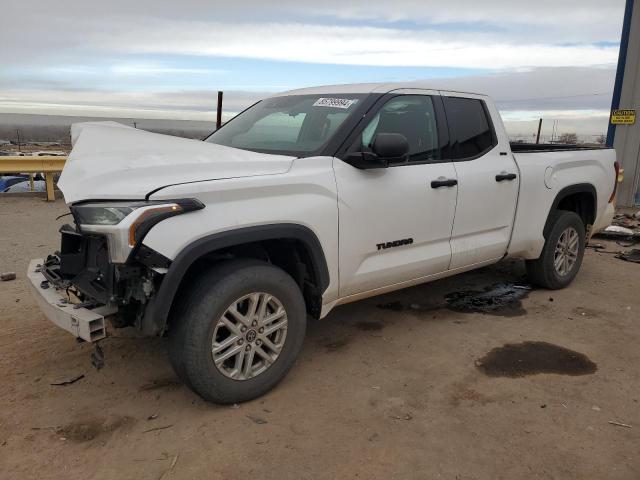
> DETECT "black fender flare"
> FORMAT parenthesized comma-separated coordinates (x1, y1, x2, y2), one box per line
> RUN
(141, 224, 330, 335)
(543, 183, 597, 238)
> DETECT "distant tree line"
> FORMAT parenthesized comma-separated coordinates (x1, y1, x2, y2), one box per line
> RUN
(557, 133, 578, 144)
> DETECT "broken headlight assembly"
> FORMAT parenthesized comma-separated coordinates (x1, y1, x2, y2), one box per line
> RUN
(70, 199, 204, 263)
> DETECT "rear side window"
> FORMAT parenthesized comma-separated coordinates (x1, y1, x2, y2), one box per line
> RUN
(444, 97, 496, 160)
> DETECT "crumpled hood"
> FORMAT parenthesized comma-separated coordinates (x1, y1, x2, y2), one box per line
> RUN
(58, 121, 295, 204)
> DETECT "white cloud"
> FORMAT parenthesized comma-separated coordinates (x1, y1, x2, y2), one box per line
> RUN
(108, 64, 228, 76)
(428, 66, 615, 109)
(0, 0, 624, 136)
(301, 0, 620, 29)
(0, 1, 624, 67)
(86, 21, 617, 69)
(3, 0, 626, 44)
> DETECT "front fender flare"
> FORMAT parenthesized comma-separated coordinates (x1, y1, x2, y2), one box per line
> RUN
(141, 224, 329, 335)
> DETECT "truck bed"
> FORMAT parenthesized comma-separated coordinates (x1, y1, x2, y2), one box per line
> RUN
(506, 146, 617, 259)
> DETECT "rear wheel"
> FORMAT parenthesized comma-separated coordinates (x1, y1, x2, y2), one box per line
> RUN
(526, 210, 586, 289)
(168, 259, 307, 404)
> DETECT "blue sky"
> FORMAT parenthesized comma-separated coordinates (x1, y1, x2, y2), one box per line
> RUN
(0, 0, 627, 137)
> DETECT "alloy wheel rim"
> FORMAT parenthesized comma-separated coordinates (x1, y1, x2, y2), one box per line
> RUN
(211, 292, 288, 380)
(554, 227, 579, 276)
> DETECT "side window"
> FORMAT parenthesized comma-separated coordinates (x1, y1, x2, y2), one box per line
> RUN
(358, 95, 441, 162)
(443, 97, 496, 160)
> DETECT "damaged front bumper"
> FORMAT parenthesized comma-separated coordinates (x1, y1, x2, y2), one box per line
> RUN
(27, 220, 171, 341)
(27, 198, 203, 342)
(27, 259, 116, 342)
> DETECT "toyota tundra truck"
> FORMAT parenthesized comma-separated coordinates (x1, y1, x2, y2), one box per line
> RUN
(27, 83, 618, 404)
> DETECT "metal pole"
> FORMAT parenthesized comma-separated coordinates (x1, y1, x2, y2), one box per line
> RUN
(607, 0, 634, 147)
(16, 129, 21, 152)
(535, 118, 542, 144)
(216, 91, 224, 129)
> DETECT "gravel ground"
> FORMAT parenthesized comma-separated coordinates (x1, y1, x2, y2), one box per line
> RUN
(1, 196, 639, 480)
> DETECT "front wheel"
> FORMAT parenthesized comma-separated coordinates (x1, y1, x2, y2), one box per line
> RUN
(526, 210, 586, 289)
(168, 259, 307, 404)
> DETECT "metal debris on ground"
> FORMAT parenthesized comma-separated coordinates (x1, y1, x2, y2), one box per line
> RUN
(608, 421, 632, 429)
(390, 413, 413, 421)
(616, 249, 640, 263)
(587, 245, 619, 255)
(143, 424, 173, 433)
(50, 374, 85, 386)
(595, 212, 640, 244)
(617, 238, 640, 247)
(612, 212, 640, 229)
(91, 343, 105, 370)
(246, 414, 268, 425)
(603, 225, 635, 236)
(1, 272, 16, 281)
(599, 210, 638, 228)
(158, 454, 179, 480)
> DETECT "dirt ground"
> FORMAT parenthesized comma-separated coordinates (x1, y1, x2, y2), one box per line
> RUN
(1, 196, 639, 480)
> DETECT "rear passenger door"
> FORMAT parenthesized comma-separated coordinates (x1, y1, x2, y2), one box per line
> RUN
(442, 93, 519, 269)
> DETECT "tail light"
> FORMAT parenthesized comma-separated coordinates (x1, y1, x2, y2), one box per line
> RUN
(609, 161, 620, 203)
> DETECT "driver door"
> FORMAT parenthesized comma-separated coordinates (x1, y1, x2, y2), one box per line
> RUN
(333, 91, 458, 298)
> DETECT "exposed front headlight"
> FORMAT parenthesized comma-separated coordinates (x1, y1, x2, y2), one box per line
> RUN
(72, 202, 145, 226)
(70, 199, 204, 263)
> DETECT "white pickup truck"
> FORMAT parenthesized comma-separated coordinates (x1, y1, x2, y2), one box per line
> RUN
(27, 83, 618, 403)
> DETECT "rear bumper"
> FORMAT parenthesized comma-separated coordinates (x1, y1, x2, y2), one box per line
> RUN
(593, 202, 616, 234)
(27, 259, 116, 342)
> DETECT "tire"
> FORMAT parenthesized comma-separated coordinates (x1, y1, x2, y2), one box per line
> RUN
(526, 210, 586, 289)
(167, 259, 307, 404)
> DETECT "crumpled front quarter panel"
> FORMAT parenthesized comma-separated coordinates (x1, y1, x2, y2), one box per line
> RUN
(143, 156, 340, 303)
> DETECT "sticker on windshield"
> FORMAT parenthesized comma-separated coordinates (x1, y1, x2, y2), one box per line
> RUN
(313, 98, 359, 109)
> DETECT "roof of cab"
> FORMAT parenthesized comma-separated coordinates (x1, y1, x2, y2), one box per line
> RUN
(275, 82, 485, 97)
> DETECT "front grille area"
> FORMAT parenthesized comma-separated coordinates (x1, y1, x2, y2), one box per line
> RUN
(43, 224, 115, 304)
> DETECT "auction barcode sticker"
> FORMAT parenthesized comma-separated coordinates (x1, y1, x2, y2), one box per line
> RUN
(313, 98, 359, 109)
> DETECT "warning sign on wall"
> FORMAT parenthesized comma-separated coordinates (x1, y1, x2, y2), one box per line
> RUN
(611, 109, 636, 125)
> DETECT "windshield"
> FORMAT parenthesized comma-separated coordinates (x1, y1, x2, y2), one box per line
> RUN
(205, 94, 367, 156)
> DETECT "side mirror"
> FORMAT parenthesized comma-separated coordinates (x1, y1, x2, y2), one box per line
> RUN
(343, 133, 410, 170)
(372, 133, 409, 161)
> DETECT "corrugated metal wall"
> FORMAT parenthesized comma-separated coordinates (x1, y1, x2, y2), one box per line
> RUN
(613, 0, 640, 206)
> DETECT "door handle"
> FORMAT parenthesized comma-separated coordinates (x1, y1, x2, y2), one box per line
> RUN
(495, 173, 517, 182)
(431, 178, 458, 188)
